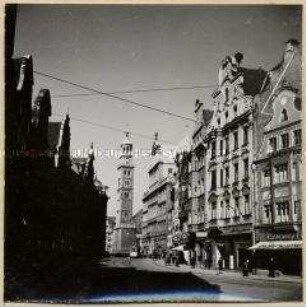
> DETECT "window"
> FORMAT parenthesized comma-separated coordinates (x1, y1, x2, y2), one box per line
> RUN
(274, 163, 288, 183)
(244, 195, 251, 215)
(118, 178, 121, 187)
(234, 163, 239, 182)
(225, 88, 229, 103)
(219, 140, 224, 156)
(294, 200, 300, 215)
(168, 168, 173, 174)
(124, 192, 130, 199)
(211, 141, 216, 159)
(293, 129, 301, 147)
(280, 109, 288, 122)
(234, 198, 240, 217)
(220, 201, 225, 219)
(233, 104, 238, 114)
(280, 133, 289, 149)
(225, 136, 230, 155)
(225, 200, 230, 218)
(268, 137, 277, 153)
(125, 180, 130, 187)
(234, 131, 239, 150)
(243, 158, 249, 179)
(243, 126, 249, 145)
(264, 205, 272, 223)
(217, 117, 221, 125)
(225, 111, 229, 119)
(276, 201, 289, 223)
(211, 170, 217, 191)
(211, 202, 217, 220)
(220, 169, 224, 187)
(262, 169, 271, 187)
(225, 167, 230, 186)
(201, 178, 205, 194)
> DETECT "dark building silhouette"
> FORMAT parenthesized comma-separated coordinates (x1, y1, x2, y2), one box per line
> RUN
(5, 5, 109, 299)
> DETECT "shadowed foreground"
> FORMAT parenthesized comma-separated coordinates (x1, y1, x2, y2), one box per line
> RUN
(5, 260, 221, 303)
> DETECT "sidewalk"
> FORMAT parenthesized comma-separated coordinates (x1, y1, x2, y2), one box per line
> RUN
(152, 259, 302, 284)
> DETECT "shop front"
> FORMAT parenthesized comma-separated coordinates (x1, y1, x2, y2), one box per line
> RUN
(251, 226, 302, 275)
(207, 224, 252, 270)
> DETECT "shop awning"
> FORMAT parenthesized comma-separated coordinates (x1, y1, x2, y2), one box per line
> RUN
(249, 240, 302, 250)
(196, 231, 208, 238)
(172, 245, 185, 251)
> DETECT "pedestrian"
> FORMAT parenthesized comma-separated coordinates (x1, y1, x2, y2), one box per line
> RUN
(268, 256, 275, 277)
(218, 257, 223, 274)
(242, 259, 249, 276)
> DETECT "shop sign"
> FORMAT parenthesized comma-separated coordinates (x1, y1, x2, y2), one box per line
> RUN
(266, 233, 300, 241)
(222, 224, 251, 235)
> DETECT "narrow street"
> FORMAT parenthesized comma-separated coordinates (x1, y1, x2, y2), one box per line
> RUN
(96, 257, 303, 302)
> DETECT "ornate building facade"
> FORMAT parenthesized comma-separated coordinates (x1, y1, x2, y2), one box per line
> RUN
(174, 41, 302, 274)
(252, 39, 302, 275)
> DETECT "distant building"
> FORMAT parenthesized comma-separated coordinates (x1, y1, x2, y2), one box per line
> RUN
(112, 132, 136, 255)
(132, 209, 143, 254)
(106, 216, 116, 253)
(142, 139, 176, 257)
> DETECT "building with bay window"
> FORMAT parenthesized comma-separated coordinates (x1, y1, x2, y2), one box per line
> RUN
(251, 39, 302, 275)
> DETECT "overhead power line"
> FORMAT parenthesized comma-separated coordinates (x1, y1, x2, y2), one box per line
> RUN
(34, 70, 197, 123)
(51, 84, 216, 98)
(53, 113, 176, 145)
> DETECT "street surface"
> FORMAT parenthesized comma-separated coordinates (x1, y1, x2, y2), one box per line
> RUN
(6, 257, 302, 303)
(98, 257, 303, 302)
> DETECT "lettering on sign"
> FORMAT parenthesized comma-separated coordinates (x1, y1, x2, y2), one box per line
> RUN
(266, 233, 300, 241)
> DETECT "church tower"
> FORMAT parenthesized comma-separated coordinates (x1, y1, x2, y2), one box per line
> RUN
(113, 132, 136, 254)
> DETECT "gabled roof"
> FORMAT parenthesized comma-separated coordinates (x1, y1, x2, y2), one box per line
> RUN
(238, 67, 267, 96)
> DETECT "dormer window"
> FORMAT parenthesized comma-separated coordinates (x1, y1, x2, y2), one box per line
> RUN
(280, 109, 288, 122)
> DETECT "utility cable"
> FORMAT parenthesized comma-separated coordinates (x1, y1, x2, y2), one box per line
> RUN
(34, 70, 197, 123)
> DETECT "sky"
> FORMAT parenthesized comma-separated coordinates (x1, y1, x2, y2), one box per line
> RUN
(13, 4, 302, 217)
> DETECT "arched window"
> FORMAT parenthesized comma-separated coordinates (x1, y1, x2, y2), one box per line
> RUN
(281, 109, 288, 122)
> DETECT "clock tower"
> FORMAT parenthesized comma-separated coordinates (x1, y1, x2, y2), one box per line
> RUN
(113, 132, 136, 254)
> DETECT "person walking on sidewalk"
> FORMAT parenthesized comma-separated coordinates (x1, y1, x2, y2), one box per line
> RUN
(268, 256, 276, 277)
(242, 259, 250, 276)
(217, 257, 223, 274)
